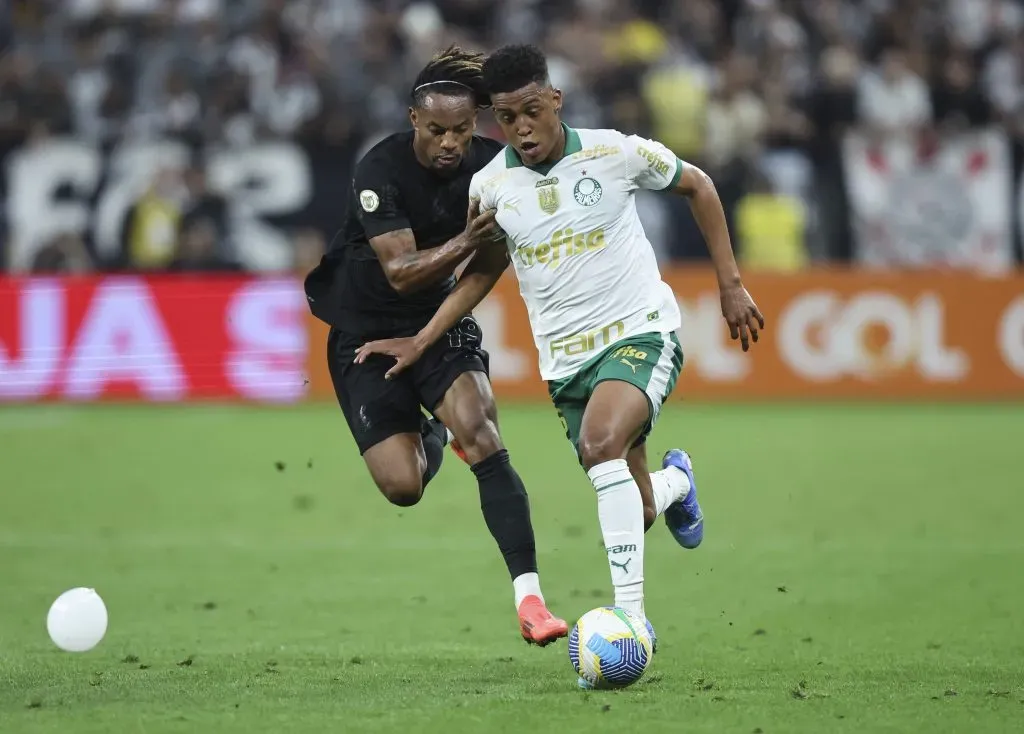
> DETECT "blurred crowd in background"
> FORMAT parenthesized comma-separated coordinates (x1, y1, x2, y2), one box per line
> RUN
(1, 0, 1023, 275)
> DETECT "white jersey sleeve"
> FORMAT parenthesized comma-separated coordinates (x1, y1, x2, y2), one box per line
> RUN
(622, 134, 685, 192)
(469, 170, 487, 209)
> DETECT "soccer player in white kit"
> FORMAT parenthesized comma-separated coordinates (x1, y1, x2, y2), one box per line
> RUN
(355, 44, 764, 646)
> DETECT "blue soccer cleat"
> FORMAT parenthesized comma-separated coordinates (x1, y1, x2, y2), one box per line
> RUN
(662, 449, 703, 549)
(646, 618, 658, 655)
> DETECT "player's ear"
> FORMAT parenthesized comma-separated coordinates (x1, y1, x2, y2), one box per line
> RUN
(550, 88, 563, 115)
(409, 106, 418, 128)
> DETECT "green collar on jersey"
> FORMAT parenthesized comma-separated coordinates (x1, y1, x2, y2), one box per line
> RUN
(504, 122, 582, 174)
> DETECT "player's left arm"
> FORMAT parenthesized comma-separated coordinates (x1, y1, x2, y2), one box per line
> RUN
(625, 134, 765, 351)
(353, 244, 509, 379)
(672, 165, 765, 351)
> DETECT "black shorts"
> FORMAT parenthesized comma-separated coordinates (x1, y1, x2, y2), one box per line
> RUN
(328, 316, 490, 454)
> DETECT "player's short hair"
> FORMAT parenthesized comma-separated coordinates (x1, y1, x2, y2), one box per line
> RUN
(411, 45, 490, 109)
(482, 44, 550, 95)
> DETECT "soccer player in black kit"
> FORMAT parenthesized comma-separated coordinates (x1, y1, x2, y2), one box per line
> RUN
(304, 47, 568, 645)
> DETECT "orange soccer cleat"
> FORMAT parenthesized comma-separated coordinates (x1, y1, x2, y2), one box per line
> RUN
(517, 595, 569, 646)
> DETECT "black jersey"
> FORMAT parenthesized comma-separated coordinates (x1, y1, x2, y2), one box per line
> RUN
(305, 131, 504, 339)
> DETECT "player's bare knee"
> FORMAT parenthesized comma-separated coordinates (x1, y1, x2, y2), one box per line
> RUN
(379, 485, 423, 507)
(578, 432, 626, 471)
(376, 476, 424, 507)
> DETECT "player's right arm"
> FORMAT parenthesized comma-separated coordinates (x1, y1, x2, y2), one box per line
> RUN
(369, 224, 498, 295)
(355, 157, 499, 294)
(353, 174, 510, 378)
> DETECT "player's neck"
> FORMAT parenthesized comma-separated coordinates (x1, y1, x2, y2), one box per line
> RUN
(540, 124, 568, 167)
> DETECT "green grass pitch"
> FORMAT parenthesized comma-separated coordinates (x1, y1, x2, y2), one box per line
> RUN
(1, 402, 1022, 733)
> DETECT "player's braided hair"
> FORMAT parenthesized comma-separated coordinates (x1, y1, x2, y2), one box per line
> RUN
(411, 45, 490, 108)
(481, 44, 550, 95)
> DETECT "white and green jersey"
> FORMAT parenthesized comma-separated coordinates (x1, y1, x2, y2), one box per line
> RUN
(469, 124, 685, 381)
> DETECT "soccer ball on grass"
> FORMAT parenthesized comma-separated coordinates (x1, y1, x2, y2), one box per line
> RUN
(568, 606, 654, 689)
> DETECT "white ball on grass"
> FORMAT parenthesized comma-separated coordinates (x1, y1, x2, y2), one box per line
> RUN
(47, 587, 108, 652)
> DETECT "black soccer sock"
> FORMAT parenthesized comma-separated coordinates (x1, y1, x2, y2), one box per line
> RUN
(420, 417, 446, 488)
(472, 449, 538, 580)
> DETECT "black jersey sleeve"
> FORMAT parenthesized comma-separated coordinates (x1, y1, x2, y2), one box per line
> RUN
(352, 153, 411, 240)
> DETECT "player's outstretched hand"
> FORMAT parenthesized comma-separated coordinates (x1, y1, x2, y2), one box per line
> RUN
(466, 197, 504, 247)
(720, 284, 765, 352)
(353, 337, 424, 380)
